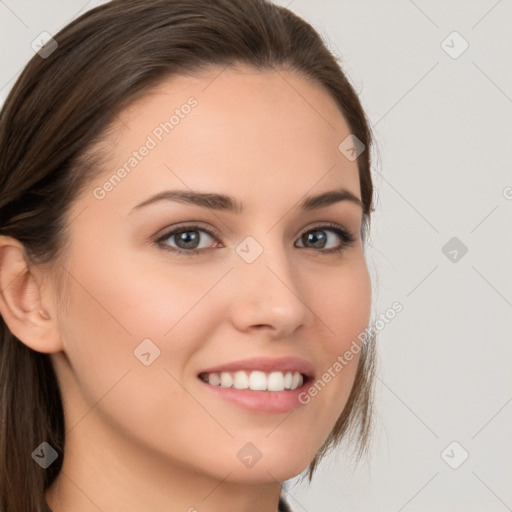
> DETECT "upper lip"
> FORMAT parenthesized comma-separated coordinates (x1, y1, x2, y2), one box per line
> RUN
(197, 356, 315, 379)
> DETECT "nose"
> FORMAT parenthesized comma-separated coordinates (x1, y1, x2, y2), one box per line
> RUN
(228, 238, 315, 338)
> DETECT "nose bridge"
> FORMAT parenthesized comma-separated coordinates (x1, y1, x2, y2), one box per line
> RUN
(230, 233, 314, 334)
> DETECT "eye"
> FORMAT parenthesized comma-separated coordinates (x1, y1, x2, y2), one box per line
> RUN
(156, 224, 220, 255)
(155, 222, 357, 256)
(295, 223, 356, 253)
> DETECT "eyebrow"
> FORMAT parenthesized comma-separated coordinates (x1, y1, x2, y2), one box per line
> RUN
(130, 187, 363, 214)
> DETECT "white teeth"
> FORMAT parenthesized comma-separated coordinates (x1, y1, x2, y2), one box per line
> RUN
(209, 373, 221, 386)
(267, 371, 285, 392)
(220, 372, 233, 387)
(249, 370, 267, 390)
(233, 370, 249, 389)
(291, 372, 302, 390)
(201, 370, 305, 391)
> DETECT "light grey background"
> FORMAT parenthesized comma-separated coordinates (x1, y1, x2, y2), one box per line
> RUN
(1, 1, 511, 511)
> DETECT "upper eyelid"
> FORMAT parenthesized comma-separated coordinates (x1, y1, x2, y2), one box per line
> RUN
(156, 221, 356, 244)
(155, 221, 220, 241)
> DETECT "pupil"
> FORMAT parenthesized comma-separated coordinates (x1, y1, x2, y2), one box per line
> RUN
(177, 230, 199, 249)
(305, 230, 326, 248)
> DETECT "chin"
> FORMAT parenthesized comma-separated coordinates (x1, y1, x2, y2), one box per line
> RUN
(213, 448, 314, 484)
(220, 464, 310, 485)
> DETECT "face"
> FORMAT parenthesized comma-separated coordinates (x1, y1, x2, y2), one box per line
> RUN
(49, 65, 371, 483)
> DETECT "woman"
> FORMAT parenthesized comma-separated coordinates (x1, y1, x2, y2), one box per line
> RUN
(0, 0, 376, 510)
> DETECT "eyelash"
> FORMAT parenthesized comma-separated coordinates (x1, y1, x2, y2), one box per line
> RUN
(155, 222, 357, 256)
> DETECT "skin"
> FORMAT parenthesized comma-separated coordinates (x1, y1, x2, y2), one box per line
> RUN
(0, 65, 371, 512)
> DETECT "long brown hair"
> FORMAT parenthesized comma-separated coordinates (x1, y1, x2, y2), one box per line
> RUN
(0, 0, 376, 509)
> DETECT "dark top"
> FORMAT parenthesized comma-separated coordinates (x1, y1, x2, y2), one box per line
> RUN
(279, 495, 293, 511)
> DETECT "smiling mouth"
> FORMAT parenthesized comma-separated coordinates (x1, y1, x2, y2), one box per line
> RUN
(198, 370, 307, 392)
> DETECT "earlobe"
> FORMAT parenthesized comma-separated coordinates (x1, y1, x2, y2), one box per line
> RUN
(0, 235, 63, 353)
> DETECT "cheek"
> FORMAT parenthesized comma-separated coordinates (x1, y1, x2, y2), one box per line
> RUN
(56, 243, 229, 403)
(301, 256, 371, 431)
(316, 256, 372, 352)
(56, 247, 232, 467)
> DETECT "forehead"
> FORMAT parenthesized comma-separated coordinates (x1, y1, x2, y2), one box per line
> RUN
(119, 64, 349, 127)
(77, 65, 361, 216)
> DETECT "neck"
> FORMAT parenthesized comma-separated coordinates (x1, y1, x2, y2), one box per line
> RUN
(45, 412, 284, 512)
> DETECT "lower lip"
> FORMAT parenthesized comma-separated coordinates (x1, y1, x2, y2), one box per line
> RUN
(198, 377, 311, 414)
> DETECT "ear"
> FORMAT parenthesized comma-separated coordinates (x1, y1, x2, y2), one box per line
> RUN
(0, 235, 63, 353)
